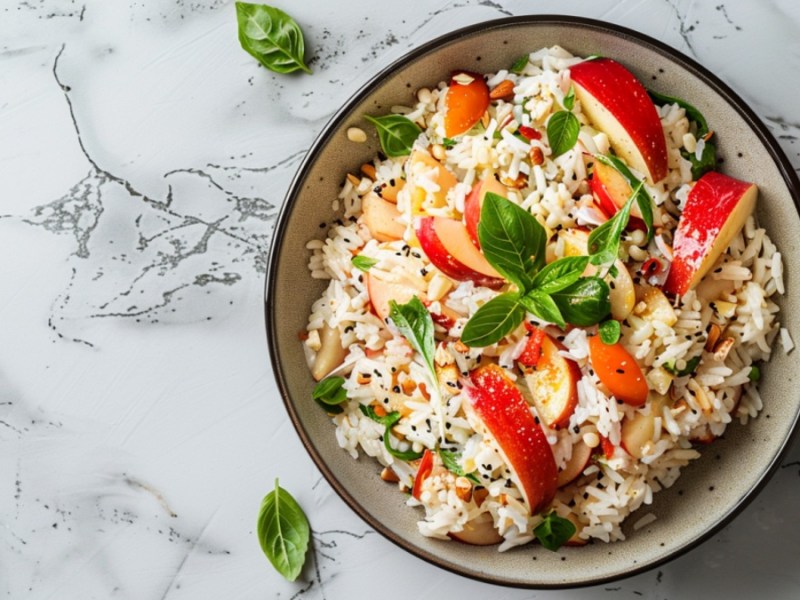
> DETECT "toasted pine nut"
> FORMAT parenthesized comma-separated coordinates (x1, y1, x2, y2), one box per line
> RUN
(417, 87, 433, 104)
(380, 467, 400, 483)
(582, 431, 600, 448)
(360, 163, 376, 180)
(346, 173, 360, 187)
(347, 127, 367, 143)
(431, 143, 446, 161)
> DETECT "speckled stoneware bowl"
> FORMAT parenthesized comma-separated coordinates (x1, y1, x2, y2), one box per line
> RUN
(265, 16, 800, 587)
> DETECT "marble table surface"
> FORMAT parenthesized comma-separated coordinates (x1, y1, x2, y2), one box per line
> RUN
(2, 0, 799, 598)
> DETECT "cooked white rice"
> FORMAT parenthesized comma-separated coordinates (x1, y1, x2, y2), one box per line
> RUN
(302, 46, 786, 549)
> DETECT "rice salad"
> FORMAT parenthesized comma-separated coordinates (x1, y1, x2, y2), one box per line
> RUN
(301, 46, 787, 550)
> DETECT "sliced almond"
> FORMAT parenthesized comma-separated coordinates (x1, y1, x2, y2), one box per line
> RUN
(530, 146, 544, 166)
(713, 337, 735, 361)
(380, 467, 400, 483)
(489, 79, 515, 101)
(705, 323, 721, 352)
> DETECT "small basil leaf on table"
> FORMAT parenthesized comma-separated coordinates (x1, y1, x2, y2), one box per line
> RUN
(351, 255, 378, 272)
(546, 110, 580, 157)
(519, 290, 565, 329)
(257, 479, 310, 581)
(363, 114, 422, 158)
(550, 277, 610, 327)
(235, 2, 312, 74)
(461, 292, 525, 347)
(534, 512, 576, 551)
(530, 256, 589, 295)
(478, 192, 547, 289)
(598, 319, 622, 345)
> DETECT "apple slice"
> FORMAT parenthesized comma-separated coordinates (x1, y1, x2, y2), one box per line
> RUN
(415, 217, 504, 289)
(522, 330, 580, 429)
(556, 440, 592, 488)
(591, 159, 646, 225)
(464, 364, 558, 514)
(449, 511, 503, 546)
(434, 217, 502, 279)
(570, 58, 668, 183)
(408, 150, 458, 215)
(444, 71, 490, 137)
(464, 177, 508, 248)
(634, 285, 677, 326)
(620, 393, 669, 459)
(367, 271, 426, 322)
(559, 228, 635, 320)
(588, 336, 648, 406)
(311, 323, 348, 381)
(412, 449, 435, 500)
(663, 172, 758, 297)
(362, 192, 406, 242)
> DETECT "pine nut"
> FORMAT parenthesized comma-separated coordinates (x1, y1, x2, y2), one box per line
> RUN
(347, 127, 367, 143)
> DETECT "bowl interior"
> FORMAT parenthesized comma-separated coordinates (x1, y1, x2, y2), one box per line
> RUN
(266, 16, 800, 587)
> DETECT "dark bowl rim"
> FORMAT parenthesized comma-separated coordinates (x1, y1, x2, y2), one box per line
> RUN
(264, 14, 800, 589)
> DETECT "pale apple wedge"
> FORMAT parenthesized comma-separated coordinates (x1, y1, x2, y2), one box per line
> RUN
(591, 158, 644, 220)
(464, 177, 508, 248)
(556, 440, 592, 488)
(311, 323, 348, 381)
(408, 150, 458, 215)
(522, 331, 580, 429)
(570, 58, 668, 183)
(415, 217, 504, 289)
(664, 172, 758, 297)
(464, 364, 558, 514)
(362, 192, 406, 242)
(367, 271, 425, 322)
(620, 393, 669, 459)
(634, 285, 677, 327)
(434, 217, 502, 279)
(449, 511, 503, 546)
(559, 228, 635, 320)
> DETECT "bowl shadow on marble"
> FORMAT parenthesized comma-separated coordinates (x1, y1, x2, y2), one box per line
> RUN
(265, 16, 800, 588)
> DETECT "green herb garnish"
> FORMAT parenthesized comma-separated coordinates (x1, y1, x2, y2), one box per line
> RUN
(563, 85, 576, 111)
(599, 319, 622, 345)
(588, 178, 646, 268)
(547, 110, 580, 158)
(442, 137, 457, 149)
(461, 194, 611, 346)
(439, 449, 482, 485)
(257, 478, 310, 581)
(311, 375, 347, 413)
(663, 355, 701, 377)
(748, 365, 761, 382)
(351, 255, 378, 272)
(510, 54, 529, 74)
(364, 114, 422, 158)
(359, 404, 424, 460)
(235, 2, 312, 74)
(534, 512, 576, 552)
(593, 154, 654, 240)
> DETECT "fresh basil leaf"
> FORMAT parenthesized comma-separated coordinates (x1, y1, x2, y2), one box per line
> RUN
(442, 137, 457, 149)
(519, 290, 566, 329)
(359, 403, 401, 427)
(534, 512, 576, 552)
(389, 297, 435, 373)
(588, 179, 644, 268)
(439, 449, 482, 485)
(598, 319, 621, 345)
(364, 114, 423, 158)
(312, 376, 347, 406)
(563, 85, 576, 111)
(663, 355, 701, 377)
(594, 154, 654, 238)
(546, 110, 580, 158)
(748, 365, 761, 382)
(682, 140, 717, 180)
(530, 256, 589, 294)
(461, 292, 525, 347)
(608, 264, 619, 278)
(257, 479, 310, 581)
(648, 89, 709, 137)
(550, 277, 610, 326)
(351, 255, 378, 272)
(478, 192, 547, 289)
(510, 54, 529, 74)
(383, 429, 424, 460)
(236, 2, 312, 75)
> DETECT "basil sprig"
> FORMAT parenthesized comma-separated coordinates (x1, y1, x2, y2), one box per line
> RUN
(648, 90, 718, 179)
(236, 3, 312, 74)
(388, 297, 446, 442)
(462, 193, 610, 346)
(534, 512, 576, 552)
(593, 154, 654, 240)
(312, 375, 347, 414)
(257, 479, 310, 581)
(546, 85, 580, 157)
(364, 114, 423, 158)
(352, 255, 378, 272)
(359, 404, 424, 460)
(588, 178, 646, 268)
(439, 449, 482, 485)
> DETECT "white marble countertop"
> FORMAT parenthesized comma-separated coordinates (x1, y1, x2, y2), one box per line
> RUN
(2, 1, 799, 598)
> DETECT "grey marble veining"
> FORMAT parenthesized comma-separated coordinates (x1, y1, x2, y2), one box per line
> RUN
(1, 0, 799, 598)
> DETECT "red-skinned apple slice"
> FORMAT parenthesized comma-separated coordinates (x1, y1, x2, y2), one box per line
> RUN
(464, 177, 508, 248)
(464, 364, 558, 514)
(449, 511, 503, 546)
(570, 58, 668, 183)
(556, 440, 592, 488)
(434, 217, 502, 279)
(362, 192, 406, 241)
(663, 172, 758, 297)
(366, 272, 426, 322)
(522, 330, 580, 429)
(415, 217, 504, 289)
(445, 71, 490, 137)
(590, 159, 647, 232)
(412, 448, 435, 500)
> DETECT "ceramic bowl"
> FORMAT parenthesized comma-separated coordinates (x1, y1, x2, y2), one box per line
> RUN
(265, 16, 800, 587)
